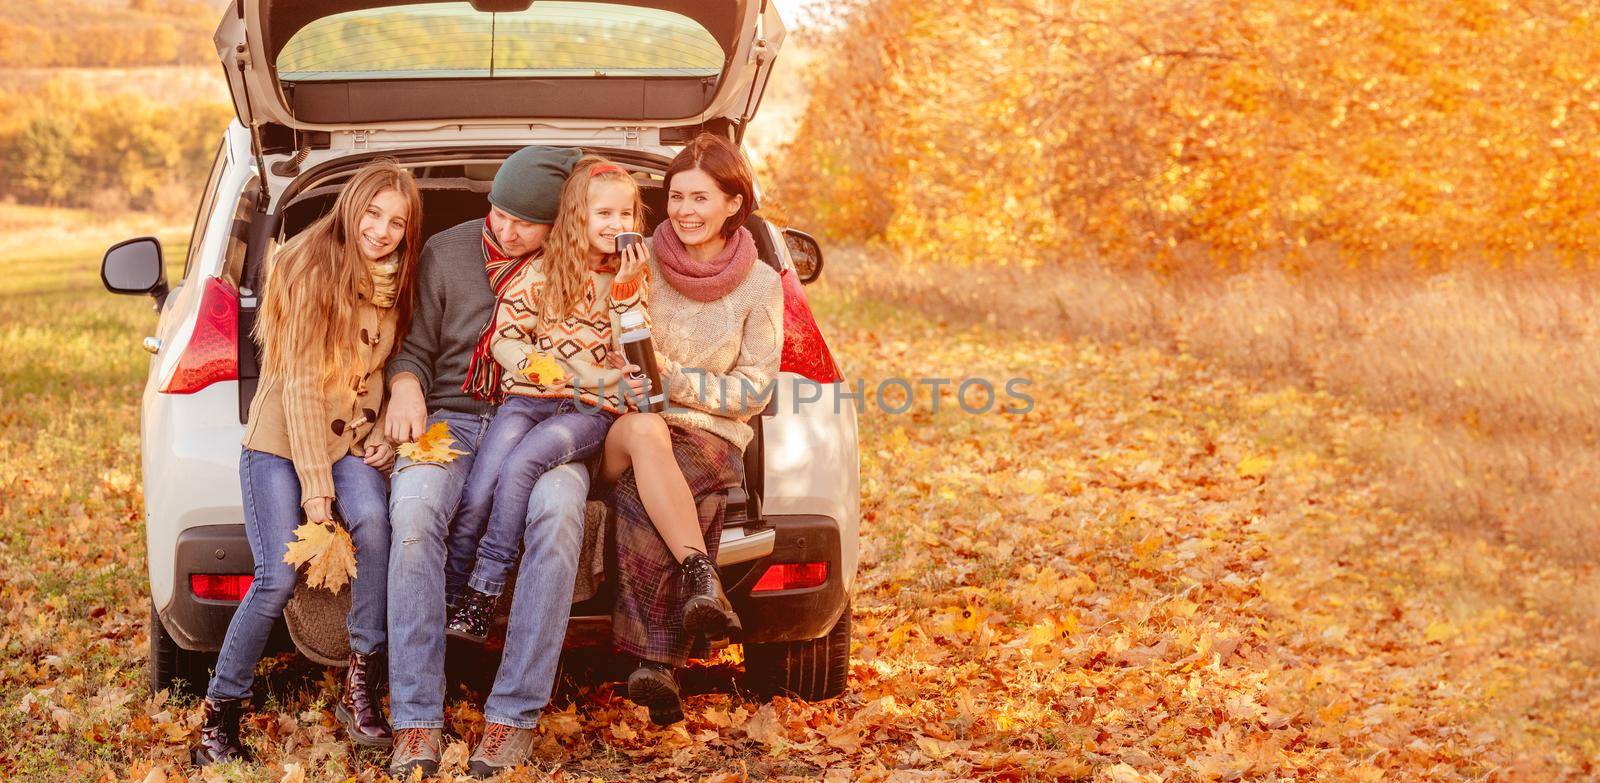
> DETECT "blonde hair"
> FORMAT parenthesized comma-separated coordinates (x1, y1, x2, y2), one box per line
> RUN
(255, 159, 422, 390)
(539, 156, 643, 322)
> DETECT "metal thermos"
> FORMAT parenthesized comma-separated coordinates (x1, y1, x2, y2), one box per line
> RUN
(618, 310, 666, 412)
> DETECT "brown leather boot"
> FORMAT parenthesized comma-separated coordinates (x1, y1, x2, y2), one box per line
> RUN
(335, 651, 392, 747)
(681, 553, 741, 641)
(191, 696, 250, 766)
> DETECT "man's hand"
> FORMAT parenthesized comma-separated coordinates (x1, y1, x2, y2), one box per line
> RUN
(386, 373, 428, 443)
(363, 442, 396, 470)
(302, 496, 334, 525)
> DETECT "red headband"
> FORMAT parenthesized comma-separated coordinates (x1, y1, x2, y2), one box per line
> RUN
(590, 164, 626, 177)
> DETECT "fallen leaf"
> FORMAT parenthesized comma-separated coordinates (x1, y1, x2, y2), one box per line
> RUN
(278, 762, 305, 783)
(743, 704, 782, 746)
(440, 739, 470, 772)
(1236, 455, 1272, 478)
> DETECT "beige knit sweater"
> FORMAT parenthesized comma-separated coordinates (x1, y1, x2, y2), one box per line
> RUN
(648, 255, 784, 450)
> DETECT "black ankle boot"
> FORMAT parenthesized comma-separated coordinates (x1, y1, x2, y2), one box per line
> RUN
(446, 587, 497, 643)
(191, 696, 250, 766)
(336, 650, 392, 747)
(627, 661, 684, 725)
(680, 552, 740, 640)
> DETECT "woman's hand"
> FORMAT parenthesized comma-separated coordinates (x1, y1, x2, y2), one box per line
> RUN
(302, 497, 334, 525)
(615, 240, 649, 285)
(363, 442, 395, 470)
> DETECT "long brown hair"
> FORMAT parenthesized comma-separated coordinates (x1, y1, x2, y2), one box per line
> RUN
(255, 159, 422, 390)
(664, 132, 756, 238)
(540, 155, 643, 322)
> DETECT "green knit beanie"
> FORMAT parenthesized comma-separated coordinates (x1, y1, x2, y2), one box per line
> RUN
(489, 146, 583, 224)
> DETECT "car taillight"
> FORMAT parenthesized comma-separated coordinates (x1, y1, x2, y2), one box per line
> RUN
(778, 269, 843, 384)
(161, 276, 238, 394)
(751, 562, 829, 593)
(191, 574, 253, 601)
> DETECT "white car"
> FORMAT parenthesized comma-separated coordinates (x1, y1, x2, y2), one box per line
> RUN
(101, 0, 858, 702)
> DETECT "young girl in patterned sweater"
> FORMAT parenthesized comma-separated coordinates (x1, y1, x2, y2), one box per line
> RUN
(444, 156, 650, 640)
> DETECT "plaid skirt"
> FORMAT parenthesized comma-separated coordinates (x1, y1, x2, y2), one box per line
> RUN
(607, 423, 744, 666)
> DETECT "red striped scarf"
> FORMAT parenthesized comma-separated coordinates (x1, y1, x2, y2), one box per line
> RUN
(462, 218, 542, 403)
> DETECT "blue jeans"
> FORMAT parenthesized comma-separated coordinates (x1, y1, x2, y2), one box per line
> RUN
(208, 449, 389, 701)
(447, 396, 612, 595)
(386, 409, 589, 730)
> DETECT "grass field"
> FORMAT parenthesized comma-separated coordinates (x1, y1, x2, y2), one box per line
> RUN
(1, 209, 1597, 781)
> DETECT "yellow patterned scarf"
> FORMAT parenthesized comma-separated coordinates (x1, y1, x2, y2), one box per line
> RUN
(367, 255, 399, 309)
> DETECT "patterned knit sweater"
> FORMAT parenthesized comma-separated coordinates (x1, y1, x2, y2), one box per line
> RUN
(488, 257, 648, 413)
(648, 254, 784, 450)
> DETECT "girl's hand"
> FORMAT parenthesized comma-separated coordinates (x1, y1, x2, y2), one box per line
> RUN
(302, 497, 334, 525)
(616, 363, 650, 406)
(615, 240, 649, 285)
(364, 442, 395, 470)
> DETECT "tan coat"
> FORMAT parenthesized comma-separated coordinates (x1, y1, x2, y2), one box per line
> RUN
(241, 300, 397, 505)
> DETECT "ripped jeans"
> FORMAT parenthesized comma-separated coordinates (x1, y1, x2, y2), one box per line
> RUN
(385, 409, 588, 730)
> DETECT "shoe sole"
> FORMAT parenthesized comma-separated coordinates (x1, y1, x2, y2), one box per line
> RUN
(445, 625, 490, 645)
(334, 703, 393, 748)
(468, 758, 528, 779)
(682, 597, 740, 640)
(389, 760, 440, 778)
(628, 674, 685, 726)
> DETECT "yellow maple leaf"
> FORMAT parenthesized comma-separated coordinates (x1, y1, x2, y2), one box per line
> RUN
(1237, 454, 1272, 478)
(521, 352, 566, 385)
(282, 521, 358, 594)
(397, 421, 467, 464)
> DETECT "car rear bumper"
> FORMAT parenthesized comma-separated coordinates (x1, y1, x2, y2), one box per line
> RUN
(567, 513, 849, 647)
(158, 514, 850, 652)
(159, 524, 257, 652)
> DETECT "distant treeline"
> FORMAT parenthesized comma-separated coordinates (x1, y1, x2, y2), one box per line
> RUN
(0, 82, 231, 212)
(0, 1, 215, 68)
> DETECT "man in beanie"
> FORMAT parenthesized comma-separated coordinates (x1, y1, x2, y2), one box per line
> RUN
(381, 145, 585, 777)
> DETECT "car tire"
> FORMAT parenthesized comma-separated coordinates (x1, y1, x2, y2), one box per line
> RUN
(743, 603, 851, 700)
(149, 602, 215, 698)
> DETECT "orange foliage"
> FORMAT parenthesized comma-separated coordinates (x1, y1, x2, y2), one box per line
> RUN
(776, 0, 1600, 269)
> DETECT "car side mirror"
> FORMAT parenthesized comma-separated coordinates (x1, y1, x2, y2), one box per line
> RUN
(102, 236, 170, 306)
(783, 228, 824, 285)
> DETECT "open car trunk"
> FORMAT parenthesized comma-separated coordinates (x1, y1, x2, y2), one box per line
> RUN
(237, 151, 781, 582)
(215, 0, 785, 134)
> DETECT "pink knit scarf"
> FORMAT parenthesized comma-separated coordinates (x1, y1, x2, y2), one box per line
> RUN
(651, 225, 758, 303)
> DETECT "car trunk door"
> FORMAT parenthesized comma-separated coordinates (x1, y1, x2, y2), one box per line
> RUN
(214, 0, 785, 134)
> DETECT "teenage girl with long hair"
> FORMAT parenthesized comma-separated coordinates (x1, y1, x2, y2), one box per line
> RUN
(193, 160, 423, 765)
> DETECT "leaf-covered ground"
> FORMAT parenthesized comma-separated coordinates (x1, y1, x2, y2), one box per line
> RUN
(1, 225, 1596, 781)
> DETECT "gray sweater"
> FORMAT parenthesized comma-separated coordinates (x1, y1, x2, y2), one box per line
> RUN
(386, 218, 497, 416)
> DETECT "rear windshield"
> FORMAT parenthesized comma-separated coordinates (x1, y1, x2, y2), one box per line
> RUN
(277, 2, 725, 81)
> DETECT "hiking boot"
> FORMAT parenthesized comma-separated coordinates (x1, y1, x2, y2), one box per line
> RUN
(446, 587, 498, 644)
(680, 553, 741, 640)
(335, 650, 391, 747)
(191, 696, 250, 766)
(627, 661, 684, 726)
(467, 721, 535, 779)
(388, 727, 441, 778)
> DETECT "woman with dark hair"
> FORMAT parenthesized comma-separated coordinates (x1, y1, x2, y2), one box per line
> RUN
(598, 133, 784, 725)
(193, 160, 423, 765)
